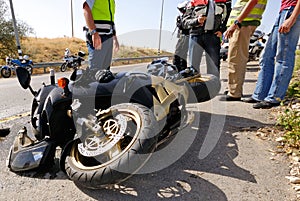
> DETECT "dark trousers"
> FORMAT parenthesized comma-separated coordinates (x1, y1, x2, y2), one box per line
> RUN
(173, 34, 189, 71)
(189, 33, 221, 77)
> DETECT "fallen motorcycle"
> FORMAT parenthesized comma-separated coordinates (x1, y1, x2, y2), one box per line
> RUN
(1, 56, 33, 78)
(60, 51, 86, 72)
(7, 61, 220, 189)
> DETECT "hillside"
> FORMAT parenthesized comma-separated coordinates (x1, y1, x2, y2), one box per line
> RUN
(20, 37, 172, 64)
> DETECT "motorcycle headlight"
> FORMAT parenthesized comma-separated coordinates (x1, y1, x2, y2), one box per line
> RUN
(10, 144, 47, 171)
(8, 140, 54, 172)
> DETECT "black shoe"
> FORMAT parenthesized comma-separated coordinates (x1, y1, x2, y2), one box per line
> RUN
(242, 97, 260, 103)
(253, 101, 280, 109)
(219, 95, 241, 101)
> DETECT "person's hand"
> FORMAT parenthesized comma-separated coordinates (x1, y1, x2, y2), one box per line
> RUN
(279, 17, 295, 34)
(92, 33, 102, 50)
(113, 36, 119, 52)
(224, 24, 237, 39)
(198, 16, 206, 26)
(215, 31, 222, 38)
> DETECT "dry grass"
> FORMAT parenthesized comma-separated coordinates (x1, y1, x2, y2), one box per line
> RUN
(21, 37, 88, 63)
(20, 37, 171, 64)
(2, 37, 172, 75)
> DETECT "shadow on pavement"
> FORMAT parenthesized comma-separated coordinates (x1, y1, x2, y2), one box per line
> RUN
(76, 111, 272, 201)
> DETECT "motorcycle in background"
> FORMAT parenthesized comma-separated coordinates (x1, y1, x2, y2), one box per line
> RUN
(60, 51, 86, 72)
(220, 38, 229, 61)
(248, 30, 266, 61)
(1, 55, 33, 78)
(219, 30, 267, 62)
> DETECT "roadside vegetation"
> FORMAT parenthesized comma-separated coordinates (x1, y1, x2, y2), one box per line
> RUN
(0, 37, 172, 75)
(275, 50, 300, 153)
(1, 37, 172, 67)
(0, 0, 33, 60)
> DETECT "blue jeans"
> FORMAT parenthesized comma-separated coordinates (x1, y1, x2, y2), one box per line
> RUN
(252, 7, 300, 103)
(189, 33, 221, 77)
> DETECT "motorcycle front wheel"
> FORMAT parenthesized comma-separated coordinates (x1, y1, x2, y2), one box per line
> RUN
(1, 68, 11, 78)
(60, 63, 68, 72)
(63, 103, 158, 189)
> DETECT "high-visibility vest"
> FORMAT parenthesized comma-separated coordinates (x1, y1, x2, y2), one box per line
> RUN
(91, 0, 115, 34)
(227, 0, 267, 26)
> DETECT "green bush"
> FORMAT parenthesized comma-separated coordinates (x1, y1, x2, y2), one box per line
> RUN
(276, 50, 300, 148)
(295, 50, 300, 71)
(277, 107, 300, 148)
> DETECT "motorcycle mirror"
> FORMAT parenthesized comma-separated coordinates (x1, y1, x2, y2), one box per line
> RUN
(16, 67, 31, 89)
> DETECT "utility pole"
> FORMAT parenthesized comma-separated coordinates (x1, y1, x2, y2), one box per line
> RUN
(158, 0, 164, 56)
(71, 0, 74, 37)
(8, 0, 22, 59)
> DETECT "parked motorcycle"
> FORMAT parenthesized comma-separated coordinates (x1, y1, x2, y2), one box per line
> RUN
(7, 61, 220, 189)
(219, 30, 266, 62)
(248, 30, 266, 61)
(220, 38, 229, 61)
(60, 51, 86, 72)
(1, 55, 33, 78)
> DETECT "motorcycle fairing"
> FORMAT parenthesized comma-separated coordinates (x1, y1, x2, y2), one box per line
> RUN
(11, 59, 33, 67)
(34, 85, 58, 114)
(70, 71, 155, 111)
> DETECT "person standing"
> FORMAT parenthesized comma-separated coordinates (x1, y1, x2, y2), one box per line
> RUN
(173, 0, 190, 72)
(182, 0, 231, 77)
(221, 0, 268, 101)
(83, 0, 119, 71)
(244, 0, 300, 109)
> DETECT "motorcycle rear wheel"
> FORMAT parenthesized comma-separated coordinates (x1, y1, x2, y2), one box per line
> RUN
(60, 63, 68, 72)
(64, 103, 158, 189)
(1, 68, 12, 78)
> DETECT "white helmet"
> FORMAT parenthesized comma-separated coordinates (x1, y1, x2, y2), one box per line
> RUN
(23, 55, 29, 60)
(177, 0, 189, 12)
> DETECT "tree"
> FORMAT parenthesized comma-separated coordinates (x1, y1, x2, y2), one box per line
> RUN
(0, 0, 33, 63)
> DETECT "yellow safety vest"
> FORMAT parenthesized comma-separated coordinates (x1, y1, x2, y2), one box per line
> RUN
(92, 0, 115, 22)
(227, 0, 267, 26)
(91, 0, 115, 34)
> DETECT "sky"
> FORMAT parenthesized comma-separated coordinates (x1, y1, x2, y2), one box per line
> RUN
(8, 0, 281, 52)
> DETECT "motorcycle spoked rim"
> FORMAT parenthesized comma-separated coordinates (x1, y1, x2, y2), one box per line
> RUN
(69, 108, 142, 170)
(1, 68, 12, 78)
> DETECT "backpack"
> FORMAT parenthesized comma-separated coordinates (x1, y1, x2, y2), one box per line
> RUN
(191, 0, 227, 7)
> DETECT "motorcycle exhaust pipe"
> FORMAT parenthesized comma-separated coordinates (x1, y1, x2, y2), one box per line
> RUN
(50, 69, 55, 85)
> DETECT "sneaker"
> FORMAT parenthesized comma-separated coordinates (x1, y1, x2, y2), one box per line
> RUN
(219, 95, 241, 101)
(242, 97, 260, 103)
(253, 101, 280, 109)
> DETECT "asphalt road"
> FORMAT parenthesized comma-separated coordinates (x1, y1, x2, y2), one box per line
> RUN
(0, 61, 297, 201)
